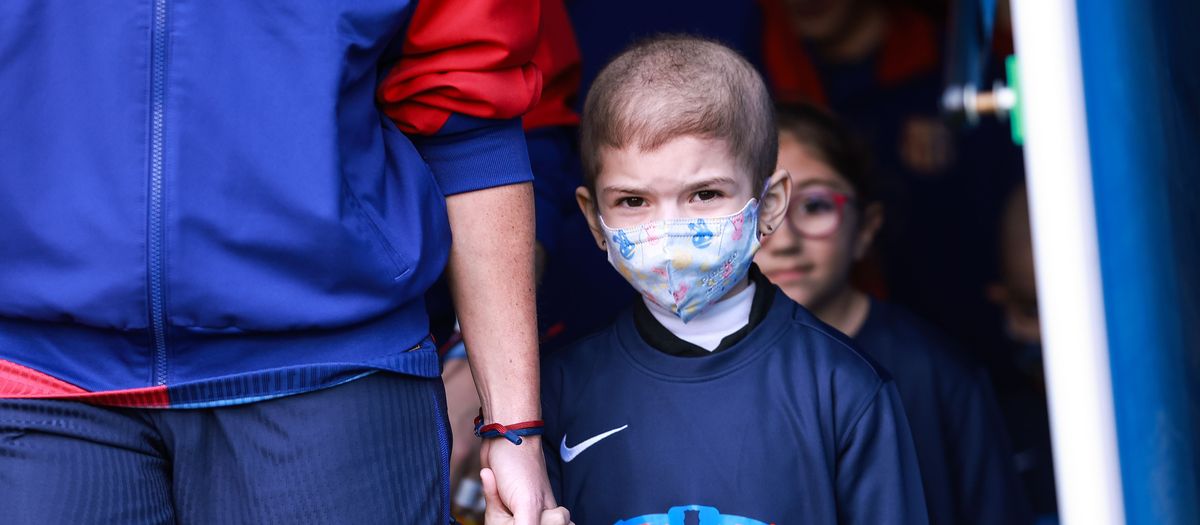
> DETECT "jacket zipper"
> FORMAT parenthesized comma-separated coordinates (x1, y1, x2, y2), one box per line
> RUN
(148, 0, 170, 385)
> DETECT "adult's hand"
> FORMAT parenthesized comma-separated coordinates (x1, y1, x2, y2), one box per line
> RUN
(481, 436, 557, 525)
(481, 467, 571, 525)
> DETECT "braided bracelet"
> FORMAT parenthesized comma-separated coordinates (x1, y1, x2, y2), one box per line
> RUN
(473, 410, 545, 446)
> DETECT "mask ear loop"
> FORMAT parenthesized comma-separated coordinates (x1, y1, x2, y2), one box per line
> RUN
(757, 178, 773, 239)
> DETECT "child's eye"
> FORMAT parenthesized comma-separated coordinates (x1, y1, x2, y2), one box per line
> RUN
(802, 197, 836, 215)
(617, 197, 646, 208)
(692, 190, 721, 202)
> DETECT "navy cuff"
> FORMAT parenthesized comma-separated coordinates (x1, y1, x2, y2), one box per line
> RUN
(411, 115, 534, 196)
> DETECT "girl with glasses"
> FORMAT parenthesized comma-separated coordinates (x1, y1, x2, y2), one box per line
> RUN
(756, 103, 1034, 525)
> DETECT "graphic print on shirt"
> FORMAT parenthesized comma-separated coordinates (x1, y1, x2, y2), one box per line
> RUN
(559, 424, 628, 463)
(614, 505, 771, 525)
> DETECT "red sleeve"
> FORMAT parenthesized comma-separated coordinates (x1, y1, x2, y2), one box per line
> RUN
(759, 0, 827, 105)
(378, 0, 544, 135)
(760, 1, 940, 104)
(522, 0, 582, 131)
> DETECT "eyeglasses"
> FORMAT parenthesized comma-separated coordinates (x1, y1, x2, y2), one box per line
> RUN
(787, 189, 854, 238)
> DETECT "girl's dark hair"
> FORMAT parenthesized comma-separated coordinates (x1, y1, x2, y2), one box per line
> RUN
(774, 103, 879, 208)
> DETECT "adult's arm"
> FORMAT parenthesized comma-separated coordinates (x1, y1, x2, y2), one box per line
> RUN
(376, 1, 553, 522)
(445, 182, 555, 524)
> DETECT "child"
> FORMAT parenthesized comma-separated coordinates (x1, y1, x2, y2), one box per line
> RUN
(541, 36, 928, 524)
(761, 0, 1028, 371)
(987, 184, 1059, 520)
(755, 103, 1032, 524)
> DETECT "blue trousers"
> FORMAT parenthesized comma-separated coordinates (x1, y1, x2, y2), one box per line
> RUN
(0, 372, 451, 524)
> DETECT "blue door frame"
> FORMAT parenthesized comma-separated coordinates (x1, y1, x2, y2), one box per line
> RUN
(1076, 0, 1200, 523)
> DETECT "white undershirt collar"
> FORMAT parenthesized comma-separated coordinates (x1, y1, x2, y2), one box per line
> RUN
(644, 281, 756, 352)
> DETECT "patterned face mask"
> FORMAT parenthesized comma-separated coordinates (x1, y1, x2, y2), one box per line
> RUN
(600, 199, 761, 323)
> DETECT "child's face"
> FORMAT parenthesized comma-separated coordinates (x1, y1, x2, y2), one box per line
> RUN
(987, 187, 1041, 345)
(755, 133, 879, 310)
(577, 135, 791, 252)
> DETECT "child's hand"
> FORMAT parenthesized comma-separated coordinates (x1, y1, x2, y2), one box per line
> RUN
(480, 467, 573, 525)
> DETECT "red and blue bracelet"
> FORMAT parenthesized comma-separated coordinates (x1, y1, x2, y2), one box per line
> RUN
(473, 410, 544, 446)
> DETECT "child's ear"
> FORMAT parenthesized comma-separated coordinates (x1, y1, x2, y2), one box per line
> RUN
(853, 202, 884, 260)
(575, 186, 609, 251)
(758, 169, 792, 237)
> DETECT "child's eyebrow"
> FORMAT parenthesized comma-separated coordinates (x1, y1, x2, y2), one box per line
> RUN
(794, 179, 846, 191)
(682, 176, 738, 193)
(600, 185, 649, 196)
(600, 176, 738, 197)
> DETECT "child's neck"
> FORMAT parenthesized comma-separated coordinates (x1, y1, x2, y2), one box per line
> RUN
(645, 277, 756, 352)
(720, 276, 751, 302)
(811, 286, 871, 338)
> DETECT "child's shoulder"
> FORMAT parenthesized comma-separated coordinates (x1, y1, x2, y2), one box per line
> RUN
(858, 298, 981, 387)
(543, 320, 619, 369)
(776, 295, 894, 387)
(766, 294, 903, 439)
(540, 317, 623, 395)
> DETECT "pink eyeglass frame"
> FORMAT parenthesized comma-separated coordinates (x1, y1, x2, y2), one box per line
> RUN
(787, 189, 855, 239)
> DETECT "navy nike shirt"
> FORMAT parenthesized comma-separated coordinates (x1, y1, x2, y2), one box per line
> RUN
(854, 299, 1033, 525)
(541, 276, 929, 525)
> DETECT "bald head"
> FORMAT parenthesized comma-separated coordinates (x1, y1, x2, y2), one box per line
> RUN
(580, 36, 777, 194)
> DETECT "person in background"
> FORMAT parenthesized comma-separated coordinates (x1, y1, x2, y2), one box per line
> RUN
(987, 184, 1059, 523)
(755, 103, 1033, 525)
(542, 36, 927, 525)
(761, 0, 1025, 373)
(988, 185, 1041, 373)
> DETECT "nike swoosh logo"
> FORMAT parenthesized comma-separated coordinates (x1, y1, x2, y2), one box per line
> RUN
(560, 425, 628, 463)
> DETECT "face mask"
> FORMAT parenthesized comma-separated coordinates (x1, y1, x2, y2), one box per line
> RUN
(600, 199, 761, 323)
